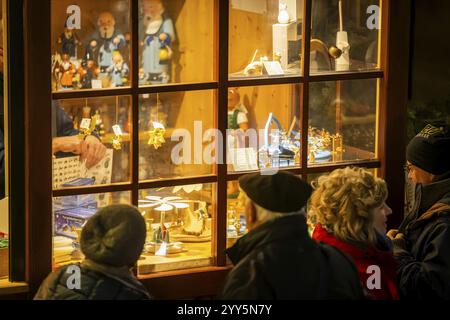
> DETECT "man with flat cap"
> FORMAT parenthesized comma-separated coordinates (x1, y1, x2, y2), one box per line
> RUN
(220, 171, 364, 300)
(388, 124, 450, 299)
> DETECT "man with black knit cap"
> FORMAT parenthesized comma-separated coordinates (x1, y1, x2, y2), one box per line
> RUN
(220, 171, 364, 300)
(388, 124, 450, 299)
(35, 204, 151, 300)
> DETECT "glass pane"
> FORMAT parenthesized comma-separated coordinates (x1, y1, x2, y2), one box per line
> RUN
(229, 0, 304, 80)
(52, 96, 131, 190)
(139, 90, 215, 181)
(227, 84, 301, 173)
(52, 191, 131, 270)
(311, 0, 380, 74)
(137, 183, 215, 274)
(227, 181, 247, 249)
(308, 79, 377, 166)
(51, 0, 131, 92)
(138, 0, 215, 86)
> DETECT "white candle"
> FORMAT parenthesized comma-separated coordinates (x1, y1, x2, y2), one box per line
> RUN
(339, 0, 343, 32)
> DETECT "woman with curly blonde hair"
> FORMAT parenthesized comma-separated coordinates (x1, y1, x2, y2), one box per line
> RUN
(308, 167, 399, 300)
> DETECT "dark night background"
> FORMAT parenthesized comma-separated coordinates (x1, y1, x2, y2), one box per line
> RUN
(408, 0, 450, 140)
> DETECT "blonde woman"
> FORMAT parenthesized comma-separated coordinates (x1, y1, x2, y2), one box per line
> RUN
(308, 167, 399, 300)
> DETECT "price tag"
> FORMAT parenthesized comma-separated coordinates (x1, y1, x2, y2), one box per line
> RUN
(229, 148, 259, 172)
(263, 61, 285, 76)
(112, 125, 123, 136)
(80, 118, 92, 130)
(91, 79, 102, 89)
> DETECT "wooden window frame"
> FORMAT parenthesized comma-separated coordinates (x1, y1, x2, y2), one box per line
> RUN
(15, 0, 411, 298)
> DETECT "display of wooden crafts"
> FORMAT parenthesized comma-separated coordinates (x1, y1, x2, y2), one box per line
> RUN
(139, 196, 189, 235)
(181, 202, 209, 237)
(85, 11, 126, 75)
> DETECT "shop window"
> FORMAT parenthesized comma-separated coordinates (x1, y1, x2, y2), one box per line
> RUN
(311, 0, 380, 74)
(52, 96, 132, 190)
(309, 79, 378, 166)
(137, 183, 215, 274)
(229, 0, 304, 79)
(139, 90, 215, 181)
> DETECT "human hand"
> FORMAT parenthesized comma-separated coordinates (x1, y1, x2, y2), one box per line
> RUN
(387, 229, 399, 240)
(52, 136, 83, 155)
(392, 232, 407, 250)
(81, 135, 107, 169)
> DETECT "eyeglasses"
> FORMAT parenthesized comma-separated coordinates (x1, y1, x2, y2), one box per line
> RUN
(404, 163, 413, 174)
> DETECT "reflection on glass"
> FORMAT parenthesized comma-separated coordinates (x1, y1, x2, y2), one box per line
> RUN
(137, 184, 214, 274)
(227, 181, 247, 249)
(51, 0, 131, 92)
(52, 191, 131, 269)
(308, 79, 377, 165)
(311, 0, 380, 74)
(227, 84, 301, 173)
(139, 91, 215, 181)
(229, 0, 304, 79)
(52, 96, 131, 190)
(139, 0, 215, 86)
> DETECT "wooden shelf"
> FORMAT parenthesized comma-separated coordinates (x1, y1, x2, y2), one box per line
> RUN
(0, 279, 29, 296)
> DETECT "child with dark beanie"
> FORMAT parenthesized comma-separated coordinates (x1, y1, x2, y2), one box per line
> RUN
(388, 124, 450, 300)
(35, 204, 151, 300)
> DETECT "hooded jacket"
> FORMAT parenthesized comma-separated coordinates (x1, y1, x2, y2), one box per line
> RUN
(395, 171, 450, 300)
(220, 214, 365, 300)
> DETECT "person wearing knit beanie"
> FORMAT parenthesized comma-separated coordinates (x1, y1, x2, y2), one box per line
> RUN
(81, 204, 147, 267)
(35, 205, 151, 300)
(406, 124, 450, 184)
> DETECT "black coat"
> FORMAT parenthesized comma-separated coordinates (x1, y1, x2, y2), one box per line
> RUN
(34, 263, 151, 300)
(395, 172, 450, 299)
(220, 214, 365, 300)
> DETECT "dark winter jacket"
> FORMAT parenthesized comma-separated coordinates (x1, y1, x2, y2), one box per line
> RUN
(313, 224, 399, 300)
(395, 172, 450, 300)
(34, 260, 151, 300)
(220, 214, 365, 300)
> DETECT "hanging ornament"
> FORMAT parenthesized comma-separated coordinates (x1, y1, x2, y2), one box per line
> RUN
(111, 124, 123, 150)
(148, 94, 166, 149)
(78, 99, 94, 139)
(148, 122, 166, 150)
